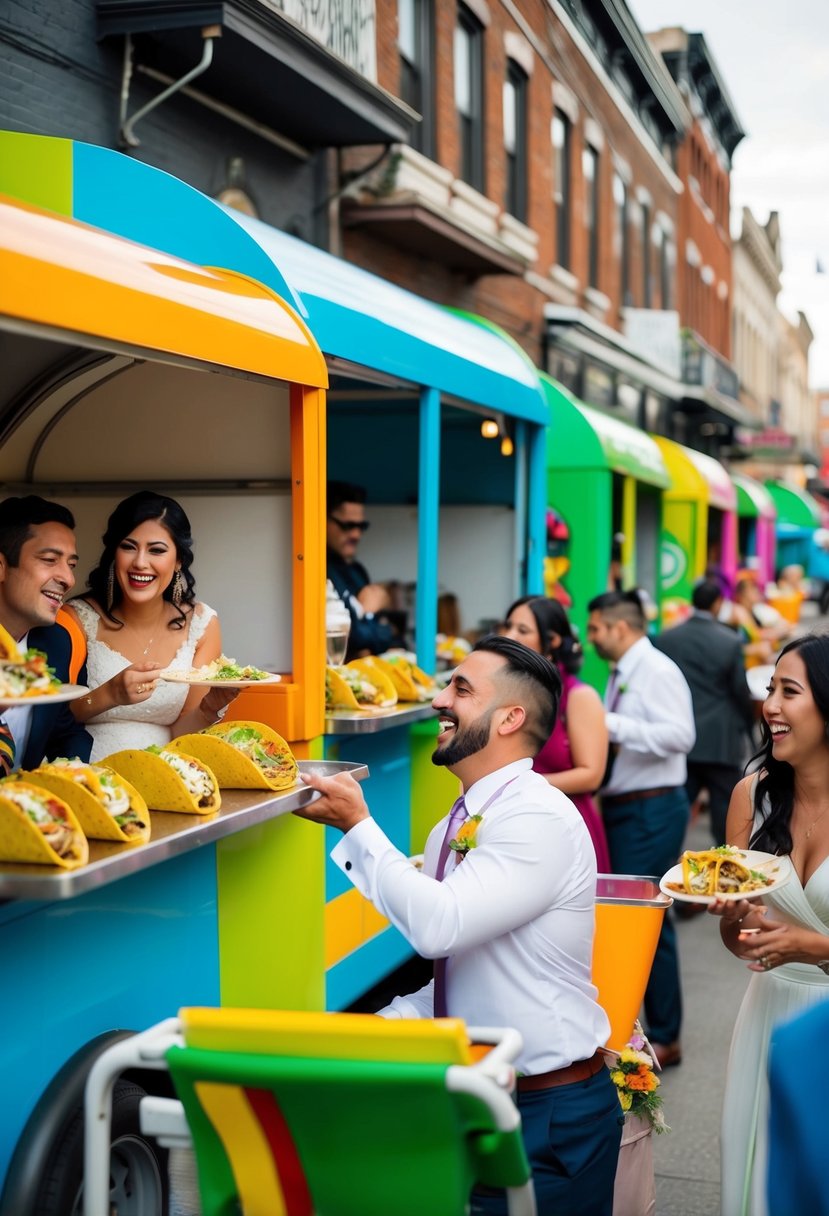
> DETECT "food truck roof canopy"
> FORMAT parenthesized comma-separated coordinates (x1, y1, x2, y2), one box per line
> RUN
(225, 210, 549, 424)
(765, 480, 822, 531)
(0, 195, 328, 388)
(654, 436, 736, 511)
(732, 473, 776, 520)
(541, 375, 670, 487)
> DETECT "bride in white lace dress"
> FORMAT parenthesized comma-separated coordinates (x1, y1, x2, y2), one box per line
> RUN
(66, 492, 233, 762)
(710, 634, 829, 1216)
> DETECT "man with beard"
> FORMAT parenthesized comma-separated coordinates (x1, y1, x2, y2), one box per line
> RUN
(298, 635, 622, 1216)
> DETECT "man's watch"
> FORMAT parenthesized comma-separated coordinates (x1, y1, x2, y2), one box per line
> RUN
(816, 960, 829, 975)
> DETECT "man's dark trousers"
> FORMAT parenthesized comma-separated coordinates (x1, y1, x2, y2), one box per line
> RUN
(685, 760, 742, 847)
(602, 787, 689, 1045)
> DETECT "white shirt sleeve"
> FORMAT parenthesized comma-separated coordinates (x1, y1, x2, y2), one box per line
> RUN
(331, 802, 581, 959)
(606, 659, 696, 757)
(377, 979, 435, 1020)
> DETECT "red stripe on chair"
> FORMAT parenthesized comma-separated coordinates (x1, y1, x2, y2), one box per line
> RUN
(245, 1088, 313, 1216)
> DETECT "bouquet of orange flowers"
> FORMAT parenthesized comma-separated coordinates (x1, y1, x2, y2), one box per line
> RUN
(609, 1023, 669, 1133)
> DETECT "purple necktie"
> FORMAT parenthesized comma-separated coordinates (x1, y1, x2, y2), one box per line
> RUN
(433, 795, 467, 1018)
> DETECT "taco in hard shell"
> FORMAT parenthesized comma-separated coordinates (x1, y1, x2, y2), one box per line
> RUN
(0, 779, 88, 868)
(169, 722, 298, 791)
(102, 746, 221, 814)
(325, 664, 397, 711)
(376, 654, 438, 703)
(345, 659, 397, 707)
(326, 665, 361, 711)
(20, 759, 150, 844)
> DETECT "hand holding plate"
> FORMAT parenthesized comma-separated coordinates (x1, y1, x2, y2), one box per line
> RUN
(294, 769, 370, 832)
(198, 685, 239, 722)
(111, 662, 162, 705)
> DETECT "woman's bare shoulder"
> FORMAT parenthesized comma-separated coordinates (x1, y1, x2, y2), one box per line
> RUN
(566, 682, 603, 709)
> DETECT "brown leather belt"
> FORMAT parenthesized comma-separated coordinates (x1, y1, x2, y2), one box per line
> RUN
(602, 786, 677, 806)
(516, 1050, 605, 1092)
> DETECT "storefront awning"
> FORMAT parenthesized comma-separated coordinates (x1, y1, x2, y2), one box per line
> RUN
(765, 480, 822, 530)
(654, 436, 736, 511)
(732, 473, 775, 520)
(542, 375, 669, 486)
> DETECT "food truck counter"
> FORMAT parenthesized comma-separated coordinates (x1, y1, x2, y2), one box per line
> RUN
(0, 760, 368, 902)
(325, 704, 437, 735)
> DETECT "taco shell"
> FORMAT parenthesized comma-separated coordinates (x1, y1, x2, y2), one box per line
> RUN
(366, 655, 419, 701)
(102, 748, 221, 814)
(169, 722, 298, 791)
(0, 779, 88, 868)
(0, 622, 22, 663)
(326, 666, 361, 711)
(21, 761, 150, 844)
(345, 659, 398, 707)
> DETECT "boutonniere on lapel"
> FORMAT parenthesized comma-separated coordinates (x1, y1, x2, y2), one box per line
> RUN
(449, 815, 484, 857)
(618, 683, 628, 696)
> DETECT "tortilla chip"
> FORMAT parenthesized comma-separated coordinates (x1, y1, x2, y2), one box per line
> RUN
(326, 666, 361, 711)
(22, 763, 150, 844)
(346, 659, 398, 707)
(0, 780, 88, 868)
(102, 748, 220, 814)
(170, 722, 298, 792)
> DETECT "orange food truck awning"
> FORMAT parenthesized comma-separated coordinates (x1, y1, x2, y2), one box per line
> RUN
(0, 195, 327, 388)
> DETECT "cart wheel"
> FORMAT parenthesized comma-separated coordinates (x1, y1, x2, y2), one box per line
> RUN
(32, 1081, 169, 1216)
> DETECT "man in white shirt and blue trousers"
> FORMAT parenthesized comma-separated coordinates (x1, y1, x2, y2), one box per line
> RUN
(587, 590, 696, 1071)
(299, 636, 623, 1215)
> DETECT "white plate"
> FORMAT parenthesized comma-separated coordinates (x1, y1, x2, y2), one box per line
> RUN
(159, 672, 281, 688)
(0, 683, 90, 709)
(660, 849, 792, 904)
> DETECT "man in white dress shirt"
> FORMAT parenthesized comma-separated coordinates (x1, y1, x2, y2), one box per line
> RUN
(587, 590, 695, 1070)
(299, 635, 622, 1216)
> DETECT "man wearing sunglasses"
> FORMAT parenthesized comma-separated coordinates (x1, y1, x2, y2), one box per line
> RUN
(327, 481, 399, 660)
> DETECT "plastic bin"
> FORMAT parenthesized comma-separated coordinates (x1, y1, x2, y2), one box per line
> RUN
(592, 875, 672, 1051)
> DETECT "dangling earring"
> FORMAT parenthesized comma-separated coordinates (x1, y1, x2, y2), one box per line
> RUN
(172, 570, 183, 607)
(106, 563, 115, 613)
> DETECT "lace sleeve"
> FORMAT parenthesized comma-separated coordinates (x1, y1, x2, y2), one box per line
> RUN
(68, 599, 100, 643)
(187, 603, 217, 652)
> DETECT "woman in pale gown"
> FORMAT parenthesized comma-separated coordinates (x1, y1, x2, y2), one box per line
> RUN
(711, 634, 829, 1216)
(67, 492, 231, 762)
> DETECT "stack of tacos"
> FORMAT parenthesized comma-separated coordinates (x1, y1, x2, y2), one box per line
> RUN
(20, 759, 150, 844)
(102, 746, 221, 814)
(376, 654, 438, 703)
(168, 721, 298, 791)
(0, 778, 88, 868)
(325, 660, 398, 711)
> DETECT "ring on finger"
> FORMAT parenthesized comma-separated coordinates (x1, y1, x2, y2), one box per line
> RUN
(137, 683, 145, 693)
(760, 955, 770, 969)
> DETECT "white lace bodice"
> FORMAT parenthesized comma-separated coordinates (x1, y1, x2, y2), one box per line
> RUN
(72, 599, 216, 762)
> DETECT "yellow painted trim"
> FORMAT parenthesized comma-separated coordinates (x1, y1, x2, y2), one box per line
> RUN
(620, 476, 637, 588)
(652, 435, 708, 502)
(195, 1082, 287, 1216)
(324, 888, 390, 969)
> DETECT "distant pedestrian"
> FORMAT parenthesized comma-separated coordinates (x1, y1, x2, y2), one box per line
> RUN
(587, 589, 695, 1069)
(654, 579, 754, 846)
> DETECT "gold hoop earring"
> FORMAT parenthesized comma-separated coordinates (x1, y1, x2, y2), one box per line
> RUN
(106, 563, 115, 612)
(172, 570, 184, 607)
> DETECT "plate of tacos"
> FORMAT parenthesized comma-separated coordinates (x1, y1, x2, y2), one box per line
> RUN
(159, 655, 280, 687)
(168, 721, 298, 790)
(0, 778, 89, 868)
(660, 846, 791, 904)
(0, 621, 87, 706)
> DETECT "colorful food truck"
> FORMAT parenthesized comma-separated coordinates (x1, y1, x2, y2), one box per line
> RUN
(731, 473, 776, 588)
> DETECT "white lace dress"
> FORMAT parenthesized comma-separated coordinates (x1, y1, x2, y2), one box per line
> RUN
(720, 803, 829, 1216)
(72, 599, 217, 762)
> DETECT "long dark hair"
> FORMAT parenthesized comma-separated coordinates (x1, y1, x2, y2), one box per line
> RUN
(83, 491, 196, 629)
(505, 595, 583, 675)
(750, 633, 829, 854)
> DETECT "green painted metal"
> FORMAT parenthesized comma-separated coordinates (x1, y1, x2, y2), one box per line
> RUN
(765, 480, 822, 529)
(167, 1045, 531, 1216)
(0, 130, 73, 215)
(410, 719, 460, 854)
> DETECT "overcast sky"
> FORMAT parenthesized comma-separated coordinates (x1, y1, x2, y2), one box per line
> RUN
(629, 0, 829, 388)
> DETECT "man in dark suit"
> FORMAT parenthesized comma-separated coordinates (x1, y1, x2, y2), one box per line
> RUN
(0, 496, 92, 772)
(654, 579, 754, 845)
(326, 480, 401, 660)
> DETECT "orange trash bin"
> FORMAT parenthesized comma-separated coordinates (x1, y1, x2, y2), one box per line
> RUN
(592, 875, 672, 1051)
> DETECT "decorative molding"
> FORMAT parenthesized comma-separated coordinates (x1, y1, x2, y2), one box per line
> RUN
(584, 117, 605, 152)
(685, 238, 701, 268)
(635, 184, 653, 208)
(612, 153, 632, 184)
(552, 80, 579, 125)
(550, 263, 580, 292)
(504, 30, 534, 77)
(461, 0, 491, 28)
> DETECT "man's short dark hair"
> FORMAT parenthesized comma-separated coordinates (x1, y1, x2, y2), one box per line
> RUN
(472, 634, 561, 753)
(692, 579, 723, 613)
(0, 496, 75, 567)
(587, 589, 646, 632)
(327, 481, 367, 514)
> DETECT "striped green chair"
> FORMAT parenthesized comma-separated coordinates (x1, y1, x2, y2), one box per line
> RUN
(84, 1008, 536, 1216)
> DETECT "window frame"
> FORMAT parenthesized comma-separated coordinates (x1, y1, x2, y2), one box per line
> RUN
(455, 4, 485, 191)
(398, 0, 436, 159)
(552, 108, 572, 270)
(504, 58, 528, 222)
(583, 143, 600, 288)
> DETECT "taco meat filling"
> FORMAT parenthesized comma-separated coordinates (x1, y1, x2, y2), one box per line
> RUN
(1, 784, 76, 857)
(150, 748, 216, 807)
(668, 846, 774, 896)
(219, 726, 293, 779)
(45, 758, 147, 837)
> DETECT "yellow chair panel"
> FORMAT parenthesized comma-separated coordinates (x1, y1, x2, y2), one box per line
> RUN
(195, 1081, 287, 1216)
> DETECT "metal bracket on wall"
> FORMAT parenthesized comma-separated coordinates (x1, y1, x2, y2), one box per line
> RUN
(119, 27, 219, 149)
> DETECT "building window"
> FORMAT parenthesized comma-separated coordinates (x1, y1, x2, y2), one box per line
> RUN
(583, 144, 600, 288)
(641, 200, 651, 307)
(399, 0, 435, 158)
(455, 5, 484, 191)
(552, 109, 571, 270)
(659, 228, 672, 309)
(504, 60, 528, 222)
(613, 173, 629, 305)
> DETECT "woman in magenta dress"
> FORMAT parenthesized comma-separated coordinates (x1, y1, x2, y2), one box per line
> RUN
(503, 596, 611, 871)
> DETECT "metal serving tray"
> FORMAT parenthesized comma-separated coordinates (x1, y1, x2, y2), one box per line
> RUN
(325, 703, 437, 735)
(0, 759, 368, 902)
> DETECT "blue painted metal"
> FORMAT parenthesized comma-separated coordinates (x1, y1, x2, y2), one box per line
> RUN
(327, 923, 414, 1011)
(513, 420, 528, 597)
(417, 387, 441, 669)
(527, 420, 548, 595)
(0, 848, 220, 1183)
